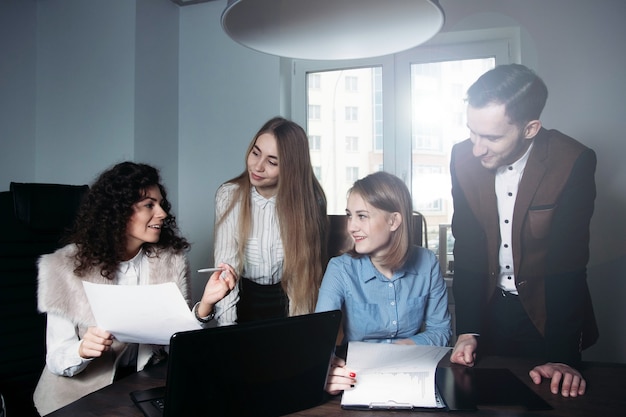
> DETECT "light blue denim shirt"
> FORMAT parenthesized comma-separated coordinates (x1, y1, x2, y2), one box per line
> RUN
(316, 246, 451, 347)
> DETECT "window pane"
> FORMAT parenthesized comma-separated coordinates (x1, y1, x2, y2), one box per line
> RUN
(410, 58, 495, 258)
(308, 134, 321, 151)
(307, 67, 383, 214)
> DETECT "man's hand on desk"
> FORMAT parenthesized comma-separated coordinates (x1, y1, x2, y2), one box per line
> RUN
(529, 362, 586, 397)
(450, 334, 478, 367)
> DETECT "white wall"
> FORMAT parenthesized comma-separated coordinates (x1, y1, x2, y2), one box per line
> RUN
(134, 0, 181, 211)
(0, 0, 37, 185)
(0, 0, 624, 363)
(35, 0, 137, 185)
(177, 1, 281, 298)
(3, 0, 181, 207)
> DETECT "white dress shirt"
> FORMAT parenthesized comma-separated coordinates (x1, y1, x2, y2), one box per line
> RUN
(45, 250, 151, 376)
(495, 142, 534, 295)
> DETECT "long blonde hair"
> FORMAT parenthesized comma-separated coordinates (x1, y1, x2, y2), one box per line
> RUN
(216, 117, 329, 315)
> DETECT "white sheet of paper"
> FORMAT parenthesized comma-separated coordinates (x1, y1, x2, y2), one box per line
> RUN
(83, 281, 202, 345)
(341, 341, 450, 409)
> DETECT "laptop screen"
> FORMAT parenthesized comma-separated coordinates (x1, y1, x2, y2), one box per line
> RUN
(162, 310, 341, 417)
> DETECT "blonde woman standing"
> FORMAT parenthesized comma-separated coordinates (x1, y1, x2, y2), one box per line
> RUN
(213, 117, 328, 325)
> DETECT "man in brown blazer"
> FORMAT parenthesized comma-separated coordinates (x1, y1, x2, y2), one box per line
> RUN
(449, 64, 598, 398)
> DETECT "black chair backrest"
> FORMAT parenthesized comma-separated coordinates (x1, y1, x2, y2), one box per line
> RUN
(0, 182, 88, 417)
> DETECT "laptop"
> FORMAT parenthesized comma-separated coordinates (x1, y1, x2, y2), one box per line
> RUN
(130, 310, 342, 417)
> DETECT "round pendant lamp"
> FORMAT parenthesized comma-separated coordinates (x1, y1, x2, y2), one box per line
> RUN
(221, 0, 445, 60)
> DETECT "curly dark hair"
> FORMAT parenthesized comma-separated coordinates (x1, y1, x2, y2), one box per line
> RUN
(64, 161, 190, 279)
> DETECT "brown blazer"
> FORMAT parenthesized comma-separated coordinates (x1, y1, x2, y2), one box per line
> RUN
(451, 128, 598, 365)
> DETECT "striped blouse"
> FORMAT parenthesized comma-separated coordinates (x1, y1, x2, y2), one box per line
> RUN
(213, 182, 284, 325)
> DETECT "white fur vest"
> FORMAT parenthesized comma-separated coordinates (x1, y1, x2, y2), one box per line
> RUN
(33, 243, 190, 415)
(37, 243, 191, 324)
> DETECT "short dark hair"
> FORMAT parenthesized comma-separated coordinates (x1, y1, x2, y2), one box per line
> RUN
(466, 64, 548, 126)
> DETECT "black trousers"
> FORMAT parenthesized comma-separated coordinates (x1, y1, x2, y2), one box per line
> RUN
(481, 289, 546, 359)
(236, 278, 288, 323)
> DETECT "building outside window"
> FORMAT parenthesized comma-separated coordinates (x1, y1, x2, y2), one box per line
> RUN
(345, 106, 358, 122)
(309, 135, 321, 151)
(309, 73, 321, 90)
(345, 166, 359, 184)
(313, 166, 322, 181)
(308, 104, 321, 120)
(345, 75, 358, 92)
(345, 136, 359, 152)
(293, 29, 515, 257)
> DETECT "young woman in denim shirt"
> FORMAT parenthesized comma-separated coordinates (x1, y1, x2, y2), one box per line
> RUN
(315, 171, 451, 395)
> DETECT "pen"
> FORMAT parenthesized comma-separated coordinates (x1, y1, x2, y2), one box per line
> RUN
(197, 267, 221, 273)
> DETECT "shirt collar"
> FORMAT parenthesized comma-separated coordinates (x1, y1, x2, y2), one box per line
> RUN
(251, 186, 276, 208)
(496, 141, 534, 176)
(360, 256, 408, 283)
(117, 248, 144, 274)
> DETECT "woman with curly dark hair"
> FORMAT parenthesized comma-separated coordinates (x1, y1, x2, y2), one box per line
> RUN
(66, 161, 192, 279)
(33, 162, 235, 416)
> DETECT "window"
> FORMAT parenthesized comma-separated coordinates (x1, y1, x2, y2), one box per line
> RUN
(309, 135, 321, 151)
(308, 104, 321, 121)
(413, 124, 442, 152)
(292, 28, 517, 234)
(346, 167, 359, 183)
(309, 73, 321, 90)
(345, 106, 358, 121)
(408, 57, 496, 235)
(301, 66, 384, 213)
(413, 165, 444, 213)
(345, 136, 359, 152)
(313, 166, 322, 180)
(345, 76, 358, 92)
(373, 67, 383, 152)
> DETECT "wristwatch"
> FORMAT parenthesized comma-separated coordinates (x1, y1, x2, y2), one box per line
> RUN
(193, 302, 215, 323)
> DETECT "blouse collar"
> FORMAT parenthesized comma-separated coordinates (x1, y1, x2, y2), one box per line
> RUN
(117, 248, 144, 274)
(251, 186, 276, 209)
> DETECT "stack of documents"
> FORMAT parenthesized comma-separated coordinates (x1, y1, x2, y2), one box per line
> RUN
(341, 341, 450, 410)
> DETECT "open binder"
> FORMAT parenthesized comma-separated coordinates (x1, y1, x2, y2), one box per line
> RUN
(340, 341, 551, 412)
(340, 342, 464, 410)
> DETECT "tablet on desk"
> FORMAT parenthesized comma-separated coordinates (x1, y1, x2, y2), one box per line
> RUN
(437, 366, 552, 411)
(472, 368, 552, 410)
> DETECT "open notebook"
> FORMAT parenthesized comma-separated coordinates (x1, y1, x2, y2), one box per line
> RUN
(130, 310, 341, 417)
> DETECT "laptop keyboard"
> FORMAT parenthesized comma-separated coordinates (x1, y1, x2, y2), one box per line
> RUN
(151, 398, 165, 411)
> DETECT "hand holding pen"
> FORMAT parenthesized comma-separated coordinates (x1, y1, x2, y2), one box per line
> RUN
(196, 263, 237, 318)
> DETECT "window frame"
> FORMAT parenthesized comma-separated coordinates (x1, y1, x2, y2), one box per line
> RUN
(289, 27, 519, 205)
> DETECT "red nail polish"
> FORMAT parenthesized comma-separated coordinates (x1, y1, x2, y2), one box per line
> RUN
(349, 372, 356, 378)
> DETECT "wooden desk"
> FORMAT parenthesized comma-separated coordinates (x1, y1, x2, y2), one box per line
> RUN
(47, 356, 626, 417)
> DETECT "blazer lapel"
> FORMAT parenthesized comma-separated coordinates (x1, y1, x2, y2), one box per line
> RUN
(512, 133, 549, 274)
